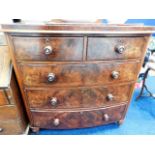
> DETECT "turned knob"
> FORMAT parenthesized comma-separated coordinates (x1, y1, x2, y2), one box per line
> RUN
(48, 73, 56, 82)
(44, 45, 53, 55)
(53, 118, 60, 126)
(50, 97, 58, 106)
(0, 128, 3, 132)
(103, 114, 110, 122)
(111, 71, 119, 79)
(107, 93, 114, 101)
(115, 45, 125, 54)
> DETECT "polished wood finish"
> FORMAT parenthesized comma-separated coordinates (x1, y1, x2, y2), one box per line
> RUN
(20, 61, 140, 87)
(2, 23, 152, 131)
(1, 23, 155, 34)
(26, 83, 133, 109)
(87, 36, 149, 60)
(31, 104, 126, 129)
(12, 36, 83, 61)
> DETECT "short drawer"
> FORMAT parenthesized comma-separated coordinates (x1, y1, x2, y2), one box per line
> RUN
(27, 84, 133, 109)
(87, 36, 149, 60)
(12, 36, 83, 61)
(31, 104, 126, 129)
(21, 61, 140, 87)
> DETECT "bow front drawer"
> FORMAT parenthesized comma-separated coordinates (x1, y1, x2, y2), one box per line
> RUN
(20, 61, 140, 87)
(11, 36, 84, 61)
(87, 36, 149, 60)
(27, 84, 133, 109)
(31, 104, 126, 129)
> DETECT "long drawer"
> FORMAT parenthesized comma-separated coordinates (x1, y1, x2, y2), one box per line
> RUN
(12, 36, 84, 61)
(31, 104, 126, 129)
(20, 61, 140, 87)
(87, 36, 148, 60)
(26, 83, 133, 109)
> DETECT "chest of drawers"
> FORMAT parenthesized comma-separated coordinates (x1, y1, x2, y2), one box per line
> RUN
(0, 34, 27, 134)
(2, 24, 154, 132)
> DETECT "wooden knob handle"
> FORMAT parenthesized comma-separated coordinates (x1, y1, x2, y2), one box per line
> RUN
(107, 94, 114, 101)
(48, 73, 55, 82)
(103, 114, 109, 122)
(111, 71, 119, 79)
(44, 45, 53, 55)
(53, 118, 60, 126)
(50, 97, 58, 106)
(115, 45, 125, 54)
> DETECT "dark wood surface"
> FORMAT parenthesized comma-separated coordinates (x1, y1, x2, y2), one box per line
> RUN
(12, 36, 83, 61)
(2, 24, 155, 34)
(31, 104, 126, 129)
(26, 83, 133, 109)
(20, 61, 140, 87)
(87, 36, 149, 60)
(3, 24, 152, 131)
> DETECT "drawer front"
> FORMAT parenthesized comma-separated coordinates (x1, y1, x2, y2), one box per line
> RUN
(0, 90, 9, 106)
(0, 106, 18, 121)
(87, 36, 149, 60)
(0, 120, 25, 135)
(12, 36, 83, 61)
(27, 84, 133, 109)
(31, 104, 126, 129)
(21, 61, 139, 87)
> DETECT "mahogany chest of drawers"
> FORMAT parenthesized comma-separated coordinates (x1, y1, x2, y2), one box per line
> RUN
(0, 34, 27, 134)
(2, 24, 154, 132)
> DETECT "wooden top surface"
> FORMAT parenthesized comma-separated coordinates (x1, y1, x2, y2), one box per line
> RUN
(1, 23, 155, 34)
(0, 35, 12, 88)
